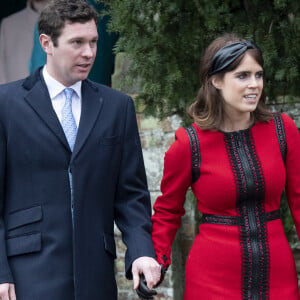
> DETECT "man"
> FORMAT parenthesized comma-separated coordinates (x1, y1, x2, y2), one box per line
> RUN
(29, 0, 119, 86)
(0, 1, 160, 299)
(0, 0, 49, 83)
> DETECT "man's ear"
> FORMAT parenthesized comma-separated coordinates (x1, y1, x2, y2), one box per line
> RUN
(39, 34, 53, 55)
(211, 75, 223, 90)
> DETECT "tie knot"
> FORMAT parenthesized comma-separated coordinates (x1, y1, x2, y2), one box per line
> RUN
(64, 88, 74, 100)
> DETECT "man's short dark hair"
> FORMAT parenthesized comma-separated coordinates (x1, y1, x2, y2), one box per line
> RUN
(38, 0, 98, 46)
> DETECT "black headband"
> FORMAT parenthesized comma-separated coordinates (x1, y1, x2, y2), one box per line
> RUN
(208, 40, 259, 76)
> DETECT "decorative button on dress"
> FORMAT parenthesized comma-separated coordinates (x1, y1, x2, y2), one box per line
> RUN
(151, 113, 300, 299)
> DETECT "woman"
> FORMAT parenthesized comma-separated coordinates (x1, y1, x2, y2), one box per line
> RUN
(151, 33, 300, 299)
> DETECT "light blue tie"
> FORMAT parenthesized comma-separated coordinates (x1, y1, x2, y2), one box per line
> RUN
(62, 88, 77, 151)
(62, 88, 77, 229)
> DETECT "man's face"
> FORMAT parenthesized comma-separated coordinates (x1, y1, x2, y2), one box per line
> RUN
(45, 20, 98, 86)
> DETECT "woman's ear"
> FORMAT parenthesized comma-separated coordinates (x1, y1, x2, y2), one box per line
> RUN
(211, 75, 223, 90)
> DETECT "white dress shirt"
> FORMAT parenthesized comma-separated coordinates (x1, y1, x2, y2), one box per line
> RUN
(43, 66, 82, 127)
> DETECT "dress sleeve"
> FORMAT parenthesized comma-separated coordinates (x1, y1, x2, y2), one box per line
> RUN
(282, 114, 300, 238)
(151, 127, 192, 268)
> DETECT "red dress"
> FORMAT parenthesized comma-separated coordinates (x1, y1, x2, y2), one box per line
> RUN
(151, 114, 300, 299)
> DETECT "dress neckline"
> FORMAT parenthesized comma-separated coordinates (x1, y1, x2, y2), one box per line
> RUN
(218, 122, 256, 134)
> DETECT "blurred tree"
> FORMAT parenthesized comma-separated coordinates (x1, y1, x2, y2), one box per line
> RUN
(101, 0, 300, 121)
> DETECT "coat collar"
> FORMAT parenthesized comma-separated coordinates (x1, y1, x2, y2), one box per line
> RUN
(23, 68, 103, 159)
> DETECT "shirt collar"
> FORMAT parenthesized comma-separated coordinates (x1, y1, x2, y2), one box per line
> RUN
(42, 66, 82, 100)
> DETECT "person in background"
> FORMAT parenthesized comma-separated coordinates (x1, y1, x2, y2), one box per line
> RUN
(0, 1, 160, 299)
(0, 0, 27, 22)
(151, 33, 300, 299)
(0, 0, 48, 83)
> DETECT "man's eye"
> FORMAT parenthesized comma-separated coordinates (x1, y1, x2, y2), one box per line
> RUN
(72, 40, 82, 45)
(90, 40, 97, 47)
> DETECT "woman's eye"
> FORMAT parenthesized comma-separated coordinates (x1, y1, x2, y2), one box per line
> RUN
(256, 72, 264, 79)
(237, 73, 247, 79)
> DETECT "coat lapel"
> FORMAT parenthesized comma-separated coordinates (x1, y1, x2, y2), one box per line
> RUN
(22, 69, 103, 157)
(23, 69, 70, 152)
(72, 80, 103, 160)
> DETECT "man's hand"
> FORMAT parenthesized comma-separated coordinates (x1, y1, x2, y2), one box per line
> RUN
(0, 283, 16, 300)
(132, 256, 161, 290)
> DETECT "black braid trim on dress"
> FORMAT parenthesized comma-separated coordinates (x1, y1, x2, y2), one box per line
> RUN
(185, 126, 201, 183)
(224, 130, 270, 300)
(274, 113, 286, 162)
(202, 209, 280, 225)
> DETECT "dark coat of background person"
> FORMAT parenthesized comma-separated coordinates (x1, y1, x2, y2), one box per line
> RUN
(0, 67, 155, 299)
(0, 0, 27, 21)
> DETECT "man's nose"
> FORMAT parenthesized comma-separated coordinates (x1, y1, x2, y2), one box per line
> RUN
(82, 44, 95, 58)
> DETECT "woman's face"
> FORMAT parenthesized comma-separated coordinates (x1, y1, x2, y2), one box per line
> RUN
(212, 53, 264, 121)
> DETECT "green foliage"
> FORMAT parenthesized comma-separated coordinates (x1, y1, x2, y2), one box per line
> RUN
(101, 0, 300, 121)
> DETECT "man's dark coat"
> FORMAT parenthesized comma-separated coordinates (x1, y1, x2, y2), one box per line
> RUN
(0, 68, 155, 299)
